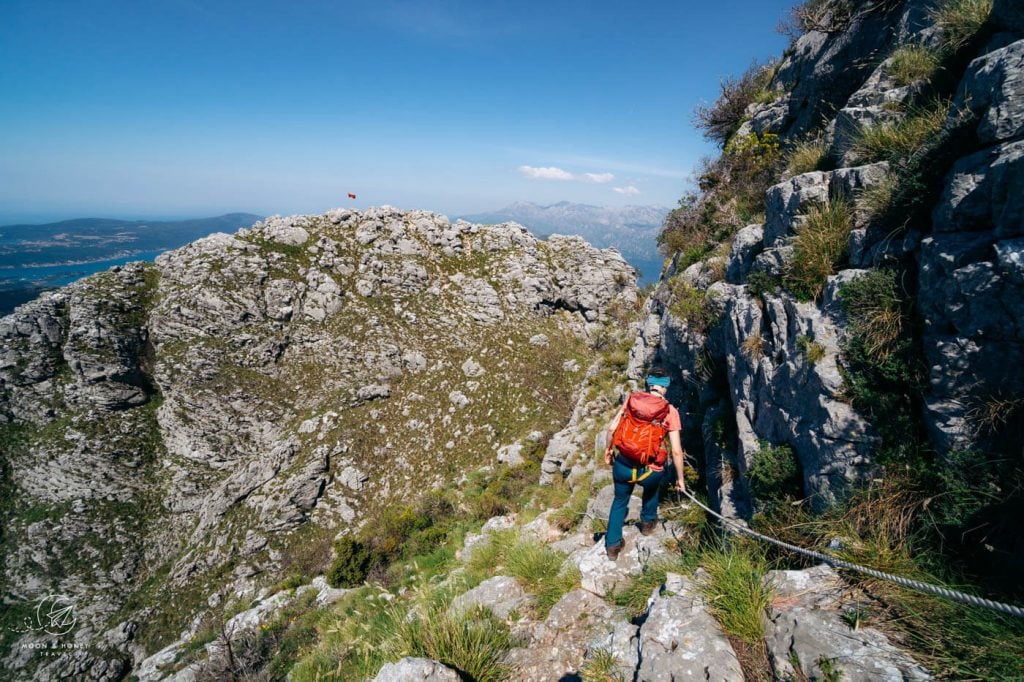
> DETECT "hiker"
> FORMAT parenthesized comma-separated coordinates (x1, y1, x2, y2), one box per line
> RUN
(602, 367, 686, 560)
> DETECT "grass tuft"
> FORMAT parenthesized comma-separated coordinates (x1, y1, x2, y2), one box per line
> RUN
(850, 101, 949, 164)
(930, 0, 994, 52)
(580, 649, 627, 682)
(504, 541, 579, 617)
(700, 542, 772, 645)
(741, 335, 765, 361)
(796, 335, 826, 364)
(855, 172, 898, 225)
(886, 45, 940, 86)
(784, 198, 854, 301)
(785, 138, 831, 176)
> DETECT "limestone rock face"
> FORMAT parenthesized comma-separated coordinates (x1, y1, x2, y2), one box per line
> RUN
(764, 566, 930, 681)
(638, 0, 1024, 519)
(372, 657, 461, 682)
(0, 208, 637, 681)
(504, 588, 622, 681)
(636, 572, 743, 682)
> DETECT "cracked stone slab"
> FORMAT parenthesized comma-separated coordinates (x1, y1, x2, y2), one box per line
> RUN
(635, 572, 743, 681)
(764, 565, 931, 681)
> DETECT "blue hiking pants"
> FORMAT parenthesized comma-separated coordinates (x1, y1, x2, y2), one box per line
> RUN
(605, 456, 666, 549)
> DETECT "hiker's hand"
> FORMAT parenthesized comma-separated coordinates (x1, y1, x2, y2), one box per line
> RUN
(603, 447, 613, 466)
(675, 480, 686, 493)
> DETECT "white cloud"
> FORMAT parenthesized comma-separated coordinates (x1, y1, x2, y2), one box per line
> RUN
(582, 172, 614, 184)
(518, 165, 575, 180)
(613, 185, 641, 195)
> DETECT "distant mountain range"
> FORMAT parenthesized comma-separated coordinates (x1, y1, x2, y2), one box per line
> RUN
(0, 213, 262, 315)
(460, 201, 668, 285)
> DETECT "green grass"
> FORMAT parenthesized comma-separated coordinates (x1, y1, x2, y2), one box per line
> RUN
(784, 198, 854, 301)
(549, 477, 593, 531)
(580, 648, 627, 682)
(468, 533, 578, 618)
(931, 0, 993, 52)
(886, 45, 940, 86)
(855, 171, 898, 225)
(785, 138, 831, 176)
(611, 556, 701, 619)
(752, 482, 1024, 679)
(699, 542, 772, 645)
(849, 101, 950, 164)
(290, 585, 513, 682)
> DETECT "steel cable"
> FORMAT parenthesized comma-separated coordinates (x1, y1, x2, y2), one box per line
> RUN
(671, 488, 1024, 618)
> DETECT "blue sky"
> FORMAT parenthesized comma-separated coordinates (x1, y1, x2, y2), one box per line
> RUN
(0, 0, 794, 223)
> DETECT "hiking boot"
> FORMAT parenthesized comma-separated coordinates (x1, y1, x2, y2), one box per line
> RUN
(606, 540, 625, 561)
(639, 520, 658, 536)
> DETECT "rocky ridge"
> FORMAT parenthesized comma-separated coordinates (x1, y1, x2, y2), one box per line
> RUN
(0, 206, 636, 680)
(621, 0, 1024, 523)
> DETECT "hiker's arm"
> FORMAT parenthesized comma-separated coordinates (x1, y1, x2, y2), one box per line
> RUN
(603, 402, 627, 464)
(669, 430, 686, 492)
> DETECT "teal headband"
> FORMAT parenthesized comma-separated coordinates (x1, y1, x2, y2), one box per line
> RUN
(646, 375, 670, 389)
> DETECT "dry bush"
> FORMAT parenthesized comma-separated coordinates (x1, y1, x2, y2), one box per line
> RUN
(693, 61, 777, 147)
(741, 335, 765, 361)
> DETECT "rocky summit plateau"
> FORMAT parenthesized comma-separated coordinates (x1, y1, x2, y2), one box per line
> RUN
(3, 0, 1024, 680)
(1, 207, 637, 679)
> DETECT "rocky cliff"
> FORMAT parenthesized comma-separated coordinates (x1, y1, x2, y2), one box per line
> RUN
(0, 207, 636, 679)
(626, 0, 1024, 536)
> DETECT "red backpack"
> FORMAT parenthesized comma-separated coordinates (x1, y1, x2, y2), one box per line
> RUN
(612, 392, 671, 466)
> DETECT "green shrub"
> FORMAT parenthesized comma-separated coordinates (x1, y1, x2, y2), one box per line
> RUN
(745, 271, 781, 300)
(724, 132, 784, 218)
(850, 101, 949, 164)
(667, 277, 719, 333)
(887, 45, 940, 86)
(838, 269, 923, 464)
(327, 538, 374, 588)
(784, 198, 854, 301)
(785, 138, 831, 176)
(931, 0, 993, 51)
(658, 193, 716, 259)
(748, 440, 801, 503)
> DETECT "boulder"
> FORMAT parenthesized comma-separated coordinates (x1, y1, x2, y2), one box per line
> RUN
(636, 572, 743, 681)
(372, 657, 460, 682)
(764, 566, 931, 681)
(450, 576, 530, 620)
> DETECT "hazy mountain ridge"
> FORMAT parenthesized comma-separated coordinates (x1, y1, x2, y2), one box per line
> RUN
(461, 202, 668, 284)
